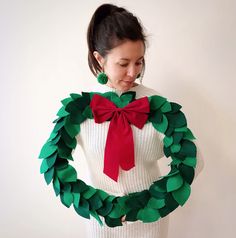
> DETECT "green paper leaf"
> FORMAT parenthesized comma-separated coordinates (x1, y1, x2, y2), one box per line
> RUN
(66, 155, 73, 161)
(149, 95, 167, 110)
(166, 111, 187, 128)
(57, 140, 72, 159)
(153, 179, 167, 192)
(183, 128, 196, 140)
(101, 91, 116, 100)
(60, 192, 73, 208)
(46, 152, 57, 168)
(96, 189, 109, 201)
(175, 126, 188, 132)
(163, 136, 173, 147)
(70, 93, 82, 100)
(50, 133, 61, 145)
(163, 146, 171, 158)
(97, 201, 113, 217)
(64, 117, 80, 137)
(74, 198, 90, 219)
(47, 131, 58, 142)
(167, 174, 184, 192)
(173, 132, 184, 144)
(170, 144, 181, 153)
(72, 180, 88, 193)
(179, 140, 197, 157)
(147, 198, 165, 209)
(137, 207, 160, 222)
(125, 209, 139, 221)
(179, 164, 195, 184)
(82, 105, 93, 119)
(69, 95, 90, 112)
(149, 109, 163, 124)
(56, 164, 77, 183)
(39, 142, 57, 158)
(73, 192, 81, 208)
(149, 185, 166, 199)
(44, 167, 54, 185)
(159, 206, 172, 218)
(127, 190, 150, 208)
(53, 177, 61, 196)
(53, 117, 60, 123)
(182, 157, 197, 168)
(108, 203, 126, 219)
(112, 98, 125, 108)
(62, 183, 71, 193)
(53, 118, 65, 132)
(40, 159, 49, 174)
(65, 101, 79, 113)
(57, 106, 70, 117)
(61, 97, 73, 106)
(170, 102, 182, 113)
(83, 186, 97, 199)
(152, 115, 168, 133)
(61, 129, 77, 149)
(120, 91, 136, 103)
(165, 126, 175, 137)
(111, 92, 135, 108)
(69, 112, 85, 125)
(89, 194, 103, 210)
(170, 158, 182, 166)
(117, 196, 129, 208)
(91, 210, 103, 226)
(165, 193, 179, 211)
(172, 182, 191, 206)
(104, 216, 122, 227)
(106, 195, 116, 203)
(160, 101, 172, 113)
(54, 159, 69, 170)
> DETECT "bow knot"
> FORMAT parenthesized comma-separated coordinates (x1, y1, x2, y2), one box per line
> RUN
(90, 94, 150, 182)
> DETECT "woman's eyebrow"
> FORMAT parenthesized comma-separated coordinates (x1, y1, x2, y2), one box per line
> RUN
(119, 56, 144, 61)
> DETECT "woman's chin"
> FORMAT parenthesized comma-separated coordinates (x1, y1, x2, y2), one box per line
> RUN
(119, 81, 136, 91)
(107, 81, 137, 92)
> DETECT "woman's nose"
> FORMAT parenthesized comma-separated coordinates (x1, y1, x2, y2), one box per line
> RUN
(127, 66, 137, 78)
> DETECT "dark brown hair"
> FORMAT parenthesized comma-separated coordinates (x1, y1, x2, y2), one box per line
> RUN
(87, 3, 146, 77)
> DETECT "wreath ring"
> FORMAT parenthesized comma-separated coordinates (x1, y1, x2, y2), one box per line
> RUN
(39, 91, 197, 227)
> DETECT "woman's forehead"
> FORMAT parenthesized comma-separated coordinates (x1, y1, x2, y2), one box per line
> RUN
(108, 40, 145, 60)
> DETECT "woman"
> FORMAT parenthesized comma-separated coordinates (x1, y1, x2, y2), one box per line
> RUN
(76, 3, 203, 238)
(39, 3, 203, 238)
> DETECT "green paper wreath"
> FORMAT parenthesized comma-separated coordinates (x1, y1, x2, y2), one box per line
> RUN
(38, 91, 197, 227)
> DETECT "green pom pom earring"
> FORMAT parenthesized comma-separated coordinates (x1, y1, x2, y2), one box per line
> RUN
(97, 72, 108, 85)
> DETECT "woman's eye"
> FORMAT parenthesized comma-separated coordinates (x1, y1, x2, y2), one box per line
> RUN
(119, 64, 128, 67)
(119, 61, 143, 67)
(136, 61, 143, 66)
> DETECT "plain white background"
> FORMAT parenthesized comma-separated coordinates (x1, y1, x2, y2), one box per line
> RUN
(1, 0, 235, 237)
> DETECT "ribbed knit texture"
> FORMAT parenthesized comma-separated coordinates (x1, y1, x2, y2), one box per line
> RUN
(77, 84, 169, 238)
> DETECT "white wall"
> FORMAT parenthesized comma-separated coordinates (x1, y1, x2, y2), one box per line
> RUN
(1, 0, 235, 237)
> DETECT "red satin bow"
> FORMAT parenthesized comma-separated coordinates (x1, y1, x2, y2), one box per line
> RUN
(90, 94, 150, 182)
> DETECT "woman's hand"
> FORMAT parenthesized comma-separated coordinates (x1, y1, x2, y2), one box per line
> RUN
(121, 215, 126, 223)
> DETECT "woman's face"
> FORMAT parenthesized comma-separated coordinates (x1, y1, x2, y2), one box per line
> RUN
(94, 40, 145, 92)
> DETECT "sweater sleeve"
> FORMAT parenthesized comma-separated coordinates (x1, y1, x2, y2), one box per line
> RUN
(194, 141, 204, 179)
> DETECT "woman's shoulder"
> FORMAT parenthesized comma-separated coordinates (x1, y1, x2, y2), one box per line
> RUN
(134, 84, 163, 98)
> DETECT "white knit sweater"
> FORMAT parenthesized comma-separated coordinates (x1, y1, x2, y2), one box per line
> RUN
(77, 83, 201, 238)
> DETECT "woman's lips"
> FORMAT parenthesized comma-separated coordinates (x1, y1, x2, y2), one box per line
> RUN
(122, 80, 134, 84)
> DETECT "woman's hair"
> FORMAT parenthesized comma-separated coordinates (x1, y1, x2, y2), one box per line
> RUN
(87, 3, 147, 77)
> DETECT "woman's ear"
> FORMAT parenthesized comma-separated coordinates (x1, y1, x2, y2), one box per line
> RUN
(93, 51, 105, 68)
